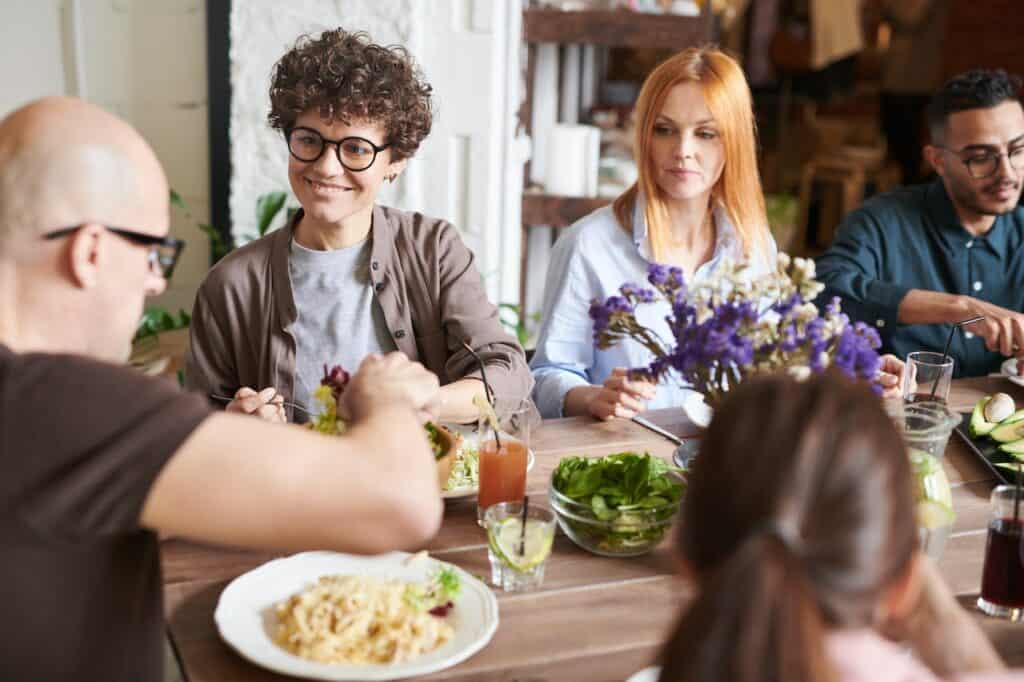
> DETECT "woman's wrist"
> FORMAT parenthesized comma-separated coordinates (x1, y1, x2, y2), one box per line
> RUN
(436, 379, 488, 423)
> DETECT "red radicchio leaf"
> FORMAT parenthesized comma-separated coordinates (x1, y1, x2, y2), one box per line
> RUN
(320, 363, 351, 401)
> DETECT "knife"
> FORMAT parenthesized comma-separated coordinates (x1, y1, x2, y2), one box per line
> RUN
(630, 415, 684, 446)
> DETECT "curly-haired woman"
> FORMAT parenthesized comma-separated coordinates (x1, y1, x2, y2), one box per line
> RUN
(185, 29, 532, 423)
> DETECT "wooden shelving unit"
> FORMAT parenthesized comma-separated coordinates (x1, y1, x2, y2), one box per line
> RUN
(521, 193, 611, 228)
(522, 7, 712, 49)
(518, 5, 716, 309)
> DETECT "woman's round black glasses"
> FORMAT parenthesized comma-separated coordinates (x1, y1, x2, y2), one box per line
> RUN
(286, 127, 389, 172)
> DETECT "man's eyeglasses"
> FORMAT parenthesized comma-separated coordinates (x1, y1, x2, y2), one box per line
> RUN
(286, 127, 389, 172)
(935, 144, 1024, 179)
(43, 225, 184, 279)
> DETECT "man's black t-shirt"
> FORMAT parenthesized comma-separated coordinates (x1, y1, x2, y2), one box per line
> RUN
(0, 345, 210, 680)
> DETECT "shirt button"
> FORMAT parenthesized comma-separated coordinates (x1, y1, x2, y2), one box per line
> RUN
(966, 240, 974, 248)
(973, 281, 983, 292)
(395, 329, 406, 339)
(875, 319, 886, 328)
(375, 282, 385, 293)
(965, 331, 975, 339)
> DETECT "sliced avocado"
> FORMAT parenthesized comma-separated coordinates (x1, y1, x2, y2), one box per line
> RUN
(969, 397, 996, 437)
(989, 420, 1024, 443)
(998, 439, 1024, 454)
(995, 462, 1024, 479)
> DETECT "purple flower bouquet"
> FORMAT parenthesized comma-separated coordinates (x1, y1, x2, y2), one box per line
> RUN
(589, 254, 883, 423)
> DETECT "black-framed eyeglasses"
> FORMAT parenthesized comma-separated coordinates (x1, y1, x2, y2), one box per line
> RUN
(286, 126, 390, 172)
(935, 143, 1024, 179)
(43, 225, 184, 279)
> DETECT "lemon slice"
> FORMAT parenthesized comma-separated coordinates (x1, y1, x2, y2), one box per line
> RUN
(909, 449, 953, 510)
(473, 393, 500, 434)
(487, 518, 553, 572)
(916, 499, 955, 530)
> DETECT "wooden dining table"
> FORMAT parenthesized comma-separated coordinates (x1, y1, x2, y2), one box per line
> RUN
(161, 376, 1024, 681)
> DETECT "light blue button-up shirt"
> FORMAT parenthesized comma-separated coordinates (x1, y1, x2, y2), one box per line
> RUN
(530, 197, 777, 418)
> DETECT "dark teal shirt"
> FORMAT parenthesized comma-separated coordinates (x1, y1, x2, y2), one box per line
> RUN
(815, 180, 1024, 378)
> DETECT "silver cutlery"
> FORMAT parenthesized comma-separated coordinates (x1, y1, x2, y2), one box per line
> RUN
(630, 415, 684, 446)
(209, 393, 313, 417)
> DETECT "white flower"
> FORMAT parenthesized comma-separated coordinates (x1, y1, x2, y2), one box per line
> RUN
(794, 303, 819, 324)
(787, 365, 812, 381)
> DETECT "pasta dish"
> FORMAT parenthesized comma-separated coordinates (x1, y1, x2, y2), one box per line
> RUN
(274, 569, 459, 665)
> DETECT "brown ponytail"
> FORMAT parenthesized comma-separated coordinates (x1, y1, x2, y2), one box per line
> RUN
(658, 372, 918, 682)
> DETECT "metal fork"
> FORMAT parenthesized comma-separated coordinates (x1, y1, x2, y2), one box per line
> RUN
(209, 393, 313, 417)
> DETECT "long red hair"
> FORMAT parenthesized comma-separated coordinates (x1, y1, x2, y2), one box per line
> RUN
(613, 46, 769, 262)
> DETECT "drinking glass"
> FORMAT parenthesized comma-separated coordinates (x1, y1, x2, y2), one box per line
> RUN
(895, 401, 961, 460)
(476, 397, 532, 524)
(887, 400, 960, 560)
(977, 485, 1024, 621)
(484, 501, 556, 592)
(902, 351, 954, 405)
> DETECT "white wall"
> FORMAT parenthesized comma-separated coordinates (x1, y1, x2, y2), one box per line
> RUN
(0, 0, 211, 316)
(0, 1, 67, 116)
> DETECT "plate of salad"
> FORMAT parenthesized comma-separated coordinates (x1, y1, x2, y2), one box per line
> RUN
(304, 365, 528, 498)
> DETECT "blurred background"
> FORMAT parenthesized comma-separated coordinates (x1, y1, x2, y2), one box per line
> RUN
(2, 0, 1022, 349)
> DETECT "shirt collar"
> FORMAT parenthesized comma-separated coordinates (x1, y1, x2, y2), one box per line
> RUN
(925, 178, 1011, 256)
(631, 192, 741, 262)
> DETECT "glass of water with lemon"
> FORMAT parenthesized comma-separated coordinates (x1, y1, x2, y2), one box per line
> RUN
(888, 400, 960, 560)
(484, 501, 556, 592)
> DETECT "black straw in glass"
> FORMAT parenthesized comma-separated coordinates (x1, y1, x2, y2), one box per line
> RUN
(461, 340, 496, 405)
(461, 339, 500, 448)
(930, 315, 985, 398)
(1014, 462, 1022, 525)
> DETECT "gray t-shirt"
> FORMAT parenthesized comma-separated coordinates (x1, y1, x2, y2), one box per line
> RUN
(288, 237, 397, 417)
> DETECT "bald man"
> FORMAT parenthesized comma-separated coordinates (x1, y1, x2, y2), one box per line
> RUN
(0, 98, 444, 680)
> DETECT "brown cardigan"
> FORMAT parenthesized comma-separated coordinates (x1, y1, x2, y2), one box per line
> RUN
(184, 205, 533, 417)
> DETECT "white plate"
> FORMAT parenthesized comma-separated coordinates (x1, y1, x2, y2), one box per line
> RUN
(441, 430, 536, 500)
(214, 551, 498, 681)
(1000, 358, 1024, 387)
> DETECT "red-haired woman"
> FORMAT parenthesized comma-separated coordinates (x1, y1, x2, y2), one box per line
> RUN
(531, 47, 776, 420)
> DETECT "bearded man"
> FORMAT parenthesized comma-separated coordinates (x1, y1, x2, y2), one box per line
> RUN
(817, 69, 1024, 377)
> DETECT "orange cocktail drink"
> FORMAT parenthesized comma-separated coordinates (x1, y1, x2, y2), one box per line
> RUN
(478, 439, 528, 511)
(475, 397, 532, 523)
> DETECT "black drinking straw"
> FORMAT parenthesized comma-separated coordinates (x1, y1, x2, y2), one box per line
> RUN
(1014, 462, 1022, 525)
(519, 495, 530, 558)
(930, 316, 986, 398)
(461, 340, 500, 448)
